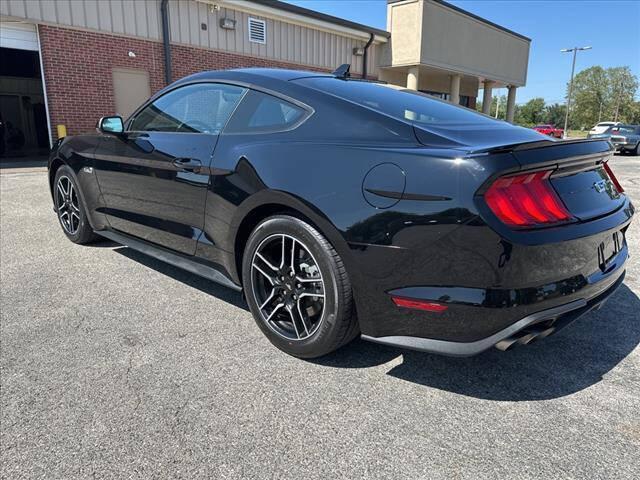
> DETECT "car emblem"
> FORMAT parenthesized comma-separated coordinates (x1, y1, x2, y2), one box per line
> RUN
(593, 179, 607, 193)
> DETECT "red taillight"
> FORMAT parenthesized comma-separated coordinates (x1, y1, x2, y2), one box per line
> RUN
(484, 170, 573, 228)
(391, 296, 448, 313)
(603, 162, 624, 193)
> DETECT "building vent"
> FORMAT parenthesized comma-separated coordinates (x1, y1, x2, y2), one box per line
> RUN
(248, 18, 266, 44)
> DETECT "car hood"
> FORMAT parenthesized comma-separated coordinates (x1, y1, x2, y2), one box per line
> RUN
(413, 122, 552, 153)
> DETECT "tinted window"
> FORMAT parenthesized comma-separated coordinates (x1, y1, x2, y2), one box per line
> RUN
(130, 83, 246, 133)
(612, 126, 636, 134)
(295, 77, 499, 127)
(224, 90, 306, 133)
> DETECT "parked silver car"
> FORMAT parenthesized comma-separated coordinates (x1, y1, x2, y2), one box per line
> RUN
(588, 124, 640, 155)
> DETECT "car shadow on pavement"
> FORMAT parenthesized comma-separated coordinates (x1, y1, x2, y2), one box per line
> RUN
(315, 284, 640, 401)
(114, 247, 248, 310)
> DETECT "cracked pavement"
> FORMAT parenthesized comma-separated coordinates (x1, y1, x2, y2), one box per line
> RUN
(1, 156, 639, 479)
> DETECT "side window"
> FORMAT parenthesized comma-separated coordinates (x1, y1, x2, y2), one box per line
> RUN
(129, 83, 246, 134)
(224, 90, 308, 134)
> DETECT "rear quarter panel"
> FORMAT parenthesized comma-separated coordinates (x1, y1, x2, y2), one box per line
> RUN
(198, 128, 520, 334)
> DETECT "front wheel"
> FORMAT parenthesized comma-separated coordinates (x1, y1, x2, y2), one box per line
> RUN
(242, 215, 358, 358)
(53, 165, 98, 244)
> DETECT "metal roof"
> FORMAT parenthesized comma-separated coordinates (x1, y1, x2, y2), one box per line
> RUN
(246, 0, 391, 38)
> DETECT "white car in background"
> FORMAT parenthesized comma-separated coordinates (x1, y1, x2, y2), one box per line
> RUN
(589, 121, 622, 135)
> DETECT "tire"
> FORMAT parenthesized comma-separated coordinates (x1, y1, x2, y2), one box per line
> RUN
(242, 215, 358, 358)
(53, 165, 98, 244)
(633, 143, 640, 156)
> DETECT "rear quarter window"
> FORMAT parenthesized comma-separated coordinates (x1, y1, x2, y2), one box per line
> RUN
(224, 90, 309, 134)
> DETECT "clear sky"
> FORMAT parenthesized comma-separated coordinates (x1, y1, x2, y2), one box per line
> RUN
(284, 0, 640, 104)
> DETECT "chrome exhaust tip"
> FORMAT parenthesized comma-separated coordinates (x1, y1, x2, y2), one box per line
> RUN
(495, 326, 555, 351)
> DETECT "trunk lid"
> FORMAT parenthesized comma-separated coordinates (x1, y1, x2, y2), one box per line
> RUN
(511, 139, 624, 222)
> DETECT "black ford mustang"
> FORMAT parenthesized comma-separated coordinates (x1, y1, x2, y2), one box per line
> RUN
(49, 67, 634, 358)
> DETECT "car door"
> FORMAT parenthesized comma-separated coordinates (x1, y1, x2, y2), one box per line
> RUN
(93, 82, 246, 255)
(195, 89, 313, 267)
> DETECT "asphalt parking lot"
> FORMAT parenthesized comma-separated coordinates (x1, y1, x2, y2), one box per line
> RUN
(1, 155, 639, 479)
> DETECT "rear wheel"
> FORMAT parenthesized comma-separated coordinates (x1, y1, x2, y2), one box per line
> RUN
(54, 165, 98, 244)
(242, 215, 357, 358)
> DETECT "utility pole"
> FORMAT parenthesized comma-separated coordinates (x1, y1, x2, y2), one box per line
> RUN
(598, 99, 603, 123)
(561, 46, 592, 138)
(613, 77, 625, 122)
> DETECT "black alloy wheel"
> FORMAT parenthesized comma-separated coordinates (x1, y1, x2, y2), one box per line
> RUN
(242, 215, 358, 358)
(53, 165, 98, 244)
(251, 233, 326, 341)
(56, 175, 80, 236)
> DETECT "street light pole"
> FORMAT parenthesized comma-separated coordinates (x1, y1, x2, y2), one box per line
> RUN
(561, 46, 592, 139)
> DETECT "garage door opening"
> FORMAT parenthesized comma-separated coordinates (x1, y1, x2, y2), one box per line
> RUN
(1, 20, 51, 164)
(0, 46, 49, 161)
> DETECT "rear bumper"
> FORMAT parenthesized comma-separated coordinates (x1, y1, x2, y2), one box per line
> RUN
(362, 267, 626, 356)
(612, 141, 637, 151)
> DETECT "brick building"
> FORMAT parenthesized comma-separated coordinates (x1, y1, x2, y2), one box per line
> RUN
(0, 0, 530, 158)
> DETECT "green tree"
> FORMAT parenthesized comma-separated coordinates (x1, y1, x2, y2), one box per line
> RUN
(544, 103, 566, 127)
(628, 101, 640, 124)
(608, 66, 639, 123)
(569, 66, 608, 129)
(515, 97, 546, 126)
(568, 66, 638, 129)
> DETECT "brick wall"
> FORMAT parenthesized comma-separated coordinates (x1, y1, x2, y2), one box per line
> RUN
(38, 25, 332, 139)
(39, 25, 166, 138)
(170, 44, 327, 81)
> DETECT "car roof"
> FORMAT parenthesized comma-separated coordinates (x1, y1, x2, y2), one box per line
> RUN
(178, 68, 334, 84)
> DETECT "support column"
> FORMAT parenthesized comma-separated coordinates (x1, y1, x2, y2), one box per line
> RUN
(406, 66, 420, 91)
(506, 85, 517, 123)
(449, 74, 461, 105)
(482, 80, 494, 115)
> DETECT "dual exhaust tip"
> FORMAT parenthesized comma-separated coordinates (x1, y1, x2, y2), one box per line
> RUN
(495, 325, 556, 352)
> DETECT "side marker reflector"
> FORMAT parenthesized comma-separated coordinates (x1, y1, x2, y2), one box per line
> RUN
(391, 296, 448, 313)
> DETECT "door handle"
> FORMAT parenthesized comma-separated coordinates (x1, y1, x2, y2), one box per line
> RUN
(173, 158, 202, 173)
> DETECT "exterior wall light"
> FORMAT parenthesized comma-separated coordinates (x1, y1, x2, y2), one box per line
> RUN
(353, 47, 364, 56)
(220, 18, 236, 30)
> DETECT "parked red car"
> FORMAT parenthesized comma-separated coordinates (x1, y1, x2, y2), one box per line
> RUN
(533, 124, 564, 138)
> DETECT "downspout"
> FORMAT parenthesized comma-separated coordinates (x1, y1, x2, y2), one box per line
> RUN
(161, 0, 172, 85)
(361, 33, 374, 79)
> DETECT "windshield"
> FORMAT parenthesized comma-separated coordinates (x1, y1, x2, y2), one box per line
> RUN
(295, 77, 500, 127)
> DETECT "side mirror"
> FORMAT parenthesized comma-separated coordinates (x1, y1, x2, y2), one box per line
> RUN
(97, 116, 124, 134)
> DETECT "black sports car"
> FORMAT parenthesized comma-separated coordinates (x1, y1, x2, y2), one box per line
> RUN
(49, 67, 634, 358)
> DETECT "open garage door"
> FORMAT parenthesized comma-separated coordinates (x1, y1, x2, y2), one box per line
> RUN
(0, 21, 50, 161)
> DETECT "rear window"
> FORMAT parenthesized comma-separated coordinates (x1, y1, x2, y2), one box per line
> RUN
(611, 126, 636, 134)
(295, 77, 499, 127)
